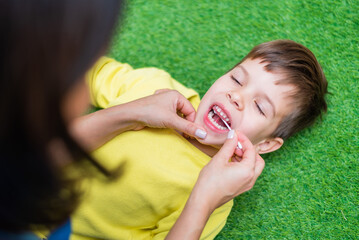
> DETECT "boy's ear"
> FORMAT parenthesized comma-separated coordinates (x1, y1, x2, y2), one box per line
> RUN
(256, 137, 284, 154)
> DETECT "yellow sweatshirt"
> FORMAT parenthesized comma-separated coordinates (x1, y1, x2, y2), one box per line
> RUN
(70, 57, 233, 240)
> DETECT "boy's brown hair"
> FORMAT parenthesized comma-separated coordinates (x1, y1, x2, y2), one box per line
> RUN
(240, 40, 328, 140)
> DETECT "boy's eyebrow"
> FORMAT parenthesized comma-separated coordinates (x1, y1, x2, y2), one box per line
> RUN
(238, 65, 249, 77)
(239, 65, 276, 118)
(263, 94, 276, 118)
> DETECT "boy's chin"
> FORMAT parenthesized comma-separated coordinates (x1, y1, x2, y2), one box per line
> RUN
(196, 137, 223, 149)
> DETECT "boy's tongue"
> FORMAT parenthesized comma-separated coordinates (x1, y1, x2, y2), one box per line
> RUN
(212, 110, 226, 127)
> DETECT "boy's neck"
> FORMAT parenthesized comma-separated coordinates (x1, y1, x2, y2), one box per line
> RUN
(175, 130, 219, 157)
(186, 137, 219, 157)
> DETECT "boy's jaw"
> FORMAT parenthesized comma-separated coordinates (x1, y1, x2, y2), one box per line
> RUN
(203, 103, 232, 134)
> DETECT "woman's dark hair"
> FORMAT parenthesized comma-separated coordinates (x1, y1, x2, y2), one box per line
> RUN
(0, 0, 123, 232)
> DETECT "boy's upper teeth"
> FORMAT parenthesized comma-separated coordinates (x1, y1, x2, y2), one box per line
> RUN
(213, 105, 230, 123)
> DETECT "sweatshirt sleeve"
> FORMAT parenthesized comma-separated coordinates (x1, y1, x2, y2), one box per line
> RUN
(86, 56, 200, 109)
(86, 56, 134, 108)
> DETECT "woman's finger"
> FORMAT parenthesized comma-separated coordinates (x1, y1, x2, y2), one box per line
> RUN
(254, 154, 265, 180)
(168, 115, 207, 140)
(154, 89, 197, 123)
(235, 130, 256, 169)
(174, 92, 197, 122)
(247, 154, 265, 188)
(212, 130, 239, 164)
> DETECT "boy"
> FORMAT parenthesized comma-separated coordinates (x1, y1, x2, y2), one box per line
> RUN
(70, 40, 328, 239)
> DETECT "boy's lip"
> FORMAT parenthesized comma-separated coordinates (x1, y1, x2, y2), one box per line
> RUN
(203, 103, 232, 133)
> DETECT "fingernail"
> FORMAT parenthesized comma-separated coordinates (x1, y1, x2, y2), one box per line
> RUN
(227, 130, 235, 139)
(236, 142, 243, 149)
(195, 129, 207, 139)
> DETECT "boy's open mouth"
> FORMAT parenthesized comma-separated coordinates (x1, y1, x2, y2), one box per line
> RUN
(207, 105, 231, 131)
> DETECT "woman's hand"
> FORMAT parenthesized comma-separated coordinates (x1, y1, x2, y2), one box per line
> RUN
(166, 130, 265, 240)
(130, 89, 206, 137)
(194, 130, 265, 210)
(70, 89, 207, 151)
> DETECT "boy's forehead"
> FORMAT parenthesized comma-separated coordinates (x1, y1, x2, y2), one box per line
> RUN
(234, 59, 280, 83)
(237, 59, 291, 85)
(237, 58, 270, 72)
(234, 64, 249, 76)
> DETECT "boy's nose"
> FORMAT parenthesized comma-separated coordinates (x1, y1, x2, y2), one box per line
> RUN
(226, 91, 244, 110)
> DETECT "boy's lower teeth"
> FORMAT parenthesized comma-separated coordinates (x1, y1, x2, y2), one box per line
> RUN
(208, 110, 227, 130)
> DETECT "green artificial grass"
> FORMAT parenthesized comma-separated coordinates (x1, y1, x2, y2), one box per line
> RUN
(108, 0, 358, 238)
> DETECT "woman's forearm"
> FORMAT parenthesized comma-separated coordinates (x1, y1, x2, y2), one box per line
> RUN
(70, 90, 207, 152)
(166, 189, 213, 240)
(69, 103, 140, 151)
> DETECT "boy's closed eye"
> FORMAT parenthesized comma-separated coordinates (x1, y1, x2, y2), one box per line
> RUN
(254, 100, 266, 116)
(231, 75, 242, 86)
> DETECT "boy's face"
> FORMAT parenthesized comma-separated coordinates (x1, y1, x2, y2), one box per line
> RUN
(194, 58, 295, 153)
